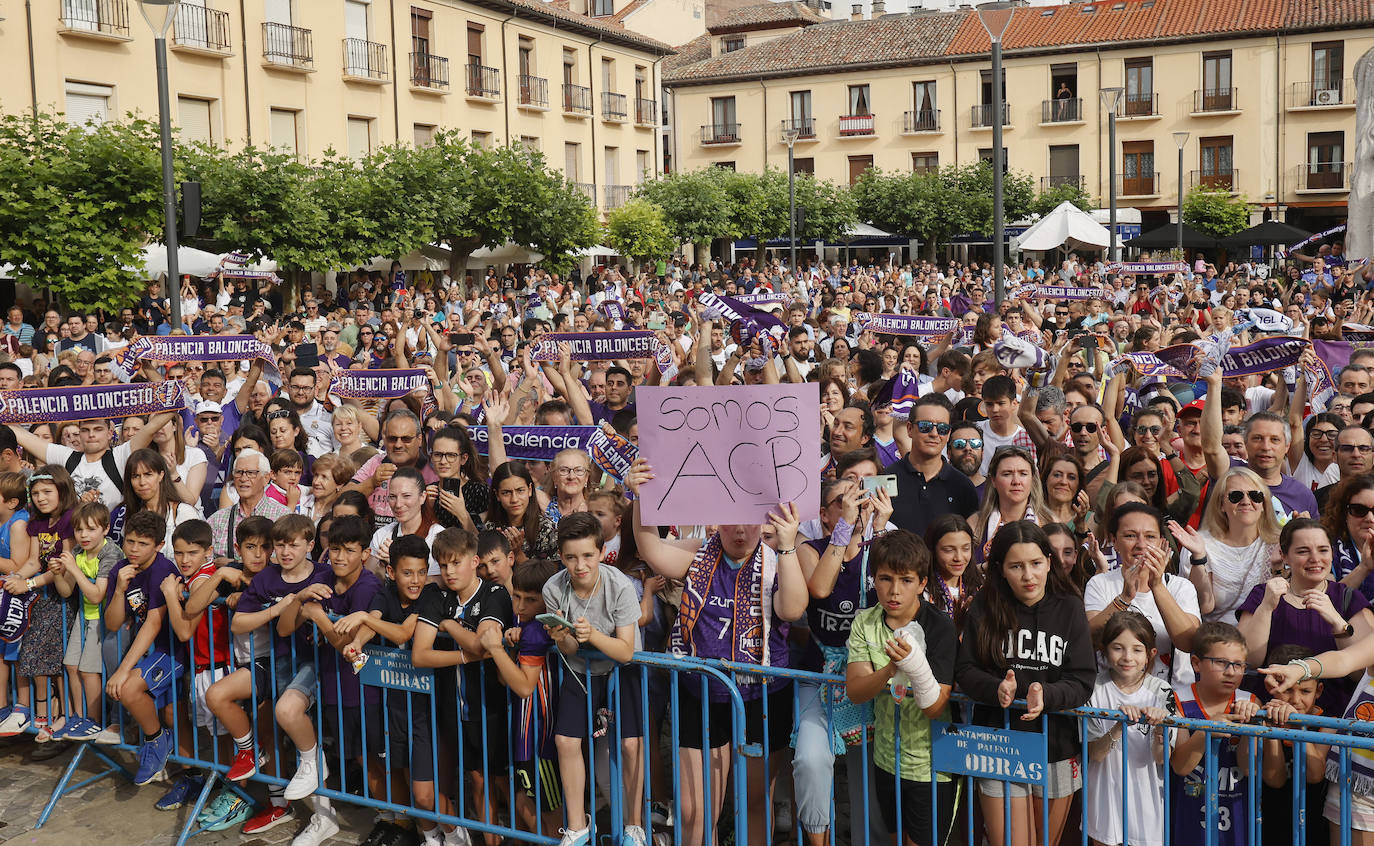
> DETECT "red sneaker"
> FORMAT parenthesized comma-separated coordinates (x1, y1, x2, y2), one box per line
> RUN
(241, 804, 294, 835)
(225, 748, 265, 782)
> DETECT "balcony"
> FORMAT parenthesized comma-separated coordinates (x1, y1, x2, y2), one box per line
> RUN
(262, 22, 313, 70)
(838, 113, 876, 137)
(971, 102, 1009, 128)
(171, 4, 231, 54)
(518, 75, 549, 109)
(1192, 87, 1238, 114)
(601, 92, 628, 121)
(780, 118, 816, 140)
(1040, 175, 1085, 192)
(1117, 172, 1161, 197)
(1040, 98, 1083, 124)
(465, 64, 500, 100)
(1289, 80, 1356, 110)
(1191, 169, 1239, 192)
(562, 84, 592, 115)
(1294, 162, 1350, 193)
(902, 109, 940, 133)
(342, 38, 388, 83)
(701, 123, 741, 145)
(635, 97, 657, 127)
(59, 0, 130, 39)
(604, 184, 633, 209)
(1121, 92, 1159, 119)
(410, 53, 449, 92)
(573, 182, 596, 203)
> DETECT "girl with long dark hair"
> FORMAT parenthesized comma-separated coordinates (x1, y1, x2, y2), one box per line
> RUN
(484, 461, 556, 562)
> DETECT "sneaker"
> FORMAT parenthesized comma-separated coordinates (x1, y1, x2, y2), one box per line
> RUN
(0, 705, 10, 724)
(92, 725, 121, 745)
(421, 827, 445, 846)
(202, 795, 253, 832)
(241, 803, 295, 835)
(621, 825, 647, 846)
(284, 750, 328, 801)
(134, 730, 174, 786)
(0, 706, 29, 737)
(63, 718, 101, 742)
(650, 802, 673, 829)
(361, 821, 397, 846)
(443, 828, 471, 846)
(197, 790, 240, 825)
(291, 811, 341, 846)
(557, 826, 590, 846)
(226, 747, 267, 782)
(156, 774, 205, 811)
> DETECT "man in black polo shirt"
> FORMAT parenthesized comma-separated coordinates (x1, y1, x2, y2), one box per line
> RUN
(884, 393, 979, 536)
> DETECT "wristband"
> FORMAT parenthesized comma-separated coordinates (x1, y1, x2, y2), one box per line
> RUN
(776, 547, 796, 556)
(830, 518, 855, 549)
(25, 578, 34, 592)
(1289, 658, 1313, 681)
(1192, 555, 1209, 569)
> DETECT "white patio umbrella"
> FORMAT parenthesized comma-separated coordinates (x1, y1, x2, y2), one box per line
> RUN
(469, 243, 544, 264)
(137, 244, 226, 277)
(1016, 201, 1112, 251)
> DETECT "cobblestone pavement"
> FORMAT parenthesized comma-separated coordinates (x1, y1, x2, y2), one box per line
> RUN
(0, 737, 373, 846)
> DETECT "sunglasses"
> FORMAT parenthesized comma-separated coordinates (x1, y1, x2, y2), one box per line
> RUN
(1339, 444, 1374, 454)
(1135, 425, 1163, 436)
(914, 420, 951, 435)
(1347, 502, 1374, 519)
(950, 438, 982, 450)
(1227, 490, 1266, 505)
(1070, 422, 1099, 434)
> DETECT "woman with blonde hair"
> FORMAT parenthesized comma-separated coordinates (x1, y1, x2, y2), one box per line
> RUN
(331, 404, 370, 456)
(1169, 465, 1281, 624)
(972, 446, 1052, 563)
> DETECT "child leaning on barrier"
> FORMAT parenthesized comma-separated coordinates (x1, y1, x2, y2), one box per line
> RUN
(845, 528, 957, 846)
(0, 470, 30, 733)
(1258, 644, 1332, 846)
(53, 499, 118, 742)
(1083, 611, 1170, 846)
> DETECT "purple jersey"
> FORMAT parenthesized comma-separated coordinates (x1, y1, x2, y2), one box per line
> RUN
(686, 556, 789, 702)
(515, 620, 556, 762)
(1170, 685, 1253, 846)
(236, 561, 333, 659)
(799, 538, 876, 671)
(106, 554, 182, 661)
(313, 569, 383, 706)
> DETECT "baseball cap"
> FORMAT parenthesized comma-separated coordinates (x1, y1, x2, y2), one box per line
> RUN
(1177, 398, 1205, 417)
(196, 401, 224, 416)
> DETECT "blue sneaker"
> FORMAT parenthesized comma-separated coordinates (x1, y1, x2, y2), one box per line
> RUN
(156, 774, 205, 810)
(64, 717, 101, 742)
(135, 730, 173, 786)
(197, 790, 238, 825)
(199, 792, 252, 831)
(0, 705, 30, 737)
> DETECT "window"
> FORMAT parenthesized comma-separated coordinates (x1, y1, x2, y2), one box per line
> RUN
(634, 66, 647, 101)
(467, 25, 483, 66)
(471, 130, 491, 147)
(1199, 135, 1234, 189)
(978, 148, 1009, 172)
(711, 96, 736, 128)
(714, 161, 735, 171)
(979, 68, 1006, 105)
(601, 58, 614, 91)
(413, 123, 436, 146)
(722, 36, 744, 52)
(564, 142, 581, 180)
(1122, 140, 1155, 195)
(1124, 58, 1153, 116)
(520, 136, 541, 153)
(1047, 144, 1079, 187)
(518, 37, 533, 78)
(635, 150, 650, 182)
(912, 81, 936, 113)
(1201, 51, 1233, 110)
(604, 146, 619, 183)
(911, 152, 938, 174)
(345, 0, 369, 41)
(792, 157, 814, 175)
(592, 0, 613, 15)
(789, 90, 812, 135)
(563, 49, 577, 85)
(177, 96, 213, 143)
(847, 154, 873, 185)
(1307, 131, 1345, 189)
(269, 108, 299, 155)
(347, 117, 373, 159)
(847, 84, 871, 116)
(64, 81, 112, 127)
(410, 7, 431, 55)
(1313, 42, 1343, 90)
(1048, 63, 1078, 121)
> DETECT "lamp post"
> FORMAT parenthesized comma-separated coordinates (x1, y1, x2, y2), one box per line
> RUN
(1173, 131, 1190, 256)
(976, 2, 1015, 304)
(782, 125, 800, 277)
(1099, 87, 1123, 263)
(137, 0, 184, 332)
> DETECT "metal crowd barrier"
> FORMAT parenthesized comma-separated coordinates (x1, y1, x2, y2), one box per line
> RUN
(9, 596, 1374, 846)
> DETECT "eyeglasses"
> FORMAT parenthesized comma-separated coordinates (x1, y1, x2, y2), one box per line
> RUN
(1339, 444, 1374, 454)
(232, 469, 262, 479)
(950, 438, 983, 450)
(1310, 429, 1340, 440)
(1201, 656, 1247, 674)
(1070, 422, 1099, 434)
(431, 451, 460, 462)
(1347, 502, 1374, 519)
(385, 434, 417, 445)
(289, 383, 314, 392)
(1135, 425, 1163, 436)
(1227, 489, 1266, 505)
(556, 467, 588, 477)
(914, 420, 951, 435)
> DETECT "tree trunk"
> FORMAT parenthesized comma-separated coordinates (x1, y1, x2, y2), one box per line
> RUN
(445, 235, 481, 295)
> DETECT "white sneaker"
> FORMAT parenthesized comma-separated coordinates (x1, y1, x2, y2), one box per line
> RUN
(290, 812, 340, 846)
(558, 826, 590, 846)
(444, 827, 472, 846)
(422, 826, 445, 846)
(0, 708, 31, 736)
(621, 824, 647, 846)
(283, 750, 328, 801)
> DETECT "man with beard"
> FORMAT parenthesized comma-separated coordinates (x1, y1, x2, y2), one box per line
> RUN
(947, 420, 986, 495)
(885, 394, 978, 535)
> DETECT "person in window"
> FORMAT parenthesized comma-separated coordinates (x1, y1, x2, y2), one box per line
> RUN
(1055, 82, 1074, 120)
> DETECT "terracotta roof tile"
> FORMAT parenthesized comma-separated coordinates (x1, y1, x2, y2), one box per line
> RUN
(471, 0, 675, 52)
(707, 1, 828, 32)
(664, 33, 711, 73)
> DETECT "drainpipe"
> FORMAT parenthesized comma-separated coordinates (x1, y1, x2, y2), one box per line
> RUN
(1096, 48, 1103, 206)
(500, 11, 518, 144)
(589, 36, 603, 205)
(239, 0, 252, 140)
(23, 0, 37, 115)
(1274, 33, 1283, 220)
(651, 53, 665, 177)
(760, 79, 768, 170)
(389, 0, 400, 142)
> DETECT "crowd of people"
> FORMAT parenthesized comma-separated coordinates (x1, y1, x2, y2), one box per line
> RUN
(0, 242, 1368, 846)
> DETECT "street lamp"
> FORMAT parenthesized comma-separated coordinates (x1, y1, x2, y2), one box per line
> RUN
(137, 0, 184, 332)
(781, 125, 801, 277)
(1099, 86, 1123, 263)
(1173, 131, 1190, 256)
(976, 2, 1015, 304)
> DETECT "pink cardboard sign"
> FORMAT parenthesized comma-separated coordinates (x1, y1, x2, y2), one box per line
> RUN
(636, 383, 821, 527)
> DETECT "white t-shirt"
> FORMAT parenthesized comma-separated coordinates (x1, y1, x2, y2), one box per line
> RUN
(1084, 570, 1200, 686)
(1292, 454, 1340, 492)
(976, 420, 1028, 476)
(1084, 672, 1171, 846)
(171, 446, 208, 497)
(370, 522, 443, 574)
(44, 441, 134, 509)
(1179, 534, 1274, 624)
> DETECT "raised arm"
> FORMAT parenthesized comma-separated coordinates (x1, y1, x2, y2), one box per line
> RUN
(627, 460, 697, 580)
(1201, 367, 1229, 481)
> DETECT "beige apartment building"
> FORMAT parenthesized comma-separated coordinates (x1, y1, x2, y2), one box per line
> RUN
(0, 0, 674, 211)
(663, 0, 1371, 234)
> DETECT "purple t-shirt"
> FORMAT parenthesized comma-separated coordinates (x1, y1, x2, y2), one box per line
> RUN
(588, 400, 635, 426)
(1228, 457, 1318, 517)
(313, 568, 383, 706)
(685, 552, 789, 702)
(237, 561, 333, 658)
(515, 619, 556, 762)
(799, 538, 876, 670)
(28, 511, 73, 600)
(105, 553, 181, 660)
(1237, 579, 1369, 716)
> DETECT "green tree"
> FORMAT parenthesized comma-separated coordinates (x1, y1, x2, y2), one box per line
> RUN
(605, 199, 675, 266)
(945, 161, 1035, 236)
(0, 113, 163, 311)
(1183, 189, 1250, 237)
(1030, 180, 1093, 217)
(633, 168, 738, 257)
(853, 168, 963, 260)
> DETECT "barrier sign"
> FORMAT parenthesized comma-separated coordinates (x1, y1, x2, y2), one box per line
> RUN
(930, 720, 1048, 785)
(359, 646, 435, 694)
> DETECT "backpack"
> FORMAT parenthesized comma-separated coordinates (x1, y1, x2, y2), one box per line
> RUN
(66, 449, 123, 494)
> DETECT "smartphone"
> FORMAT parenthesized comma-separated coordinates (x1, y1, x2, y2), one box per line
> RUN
(452, 332, 475, 346)
(536, 612, 576, 630)
(1080, 335, 1100, 350)
(862, 475, 898, 497)
(296, 343, 319, 368)
(648, 319, 667, 331)
(442, 477, 466, 495)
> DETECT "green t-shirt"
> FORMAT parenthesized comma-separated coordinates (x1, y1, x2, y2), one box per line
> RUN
(75, 540, 121, 621)
(846, 600, 957, 781)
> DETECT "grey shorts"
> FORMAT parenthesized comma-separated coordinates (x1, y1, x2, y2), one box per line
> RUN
(62, 617, 103, 675)
(977, 756, 1081, 800)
